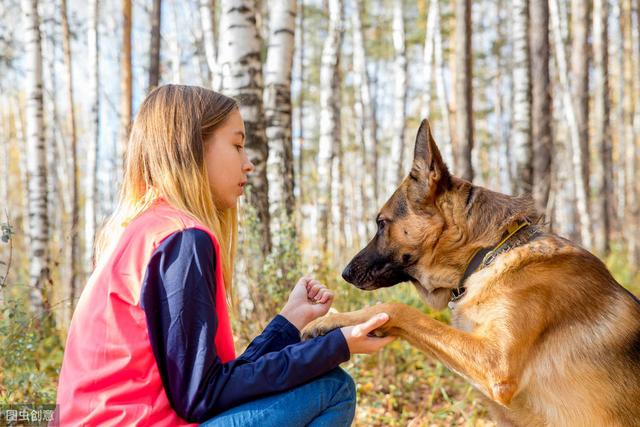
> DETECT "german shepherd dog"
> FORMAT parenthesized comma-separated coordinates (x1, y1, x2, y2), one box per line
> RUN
(302, 119, 640, 426)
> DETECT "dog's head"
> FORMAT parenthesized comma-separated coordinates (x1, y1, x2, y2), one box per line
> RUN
(342, 119, 538, 309)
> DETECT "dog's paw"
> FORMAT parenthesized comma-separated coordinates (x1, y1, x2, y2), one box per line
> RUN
(301, 316, 342, 340)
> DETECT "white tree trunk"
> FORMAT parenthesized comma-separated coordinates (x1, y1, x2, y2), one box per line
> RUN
(493, 0, 512, 194)
(550, 0, 592, 248)
(331, 117, 346, 265)
(15, 101, 29, 237)
(387, 0, 407, 189)
(350, 95, 369, 245)
(0, 103, 8, 207)
(294, 0, 305, 234)
(591, 0, 612, 256)
(61, 0, 81, 321)
(264, 0, 296, 240)
(316, 0, 343, 260)
(199, 0, 220, 90)
(86, 0, 100, 272)
(570, 0, 590, 204)
(621, 0, 638, 265)
(219, 0, 271, 253)
(119, 0, 132, 176)
(612, 0, 626, 228)
(422, 0, 437, 119)
(432, 0, 454, 166)
(352, 0, 376, 232)
(22, 0, 49, 318)
(511, 0, 532, 195)
(169, 0, 182, 83)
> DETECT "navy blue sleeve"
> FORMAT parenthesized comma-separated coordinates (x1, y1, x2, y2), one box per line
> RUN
(238, 314, 302, 362)
(140, 228, 350, 423)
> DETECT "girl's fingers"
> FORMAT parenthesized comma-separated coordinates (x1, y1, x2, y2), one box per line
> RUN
(309, 280, 322, 291)
(362, 313, 390, 334)
(321, 291, 333, 304)
(352, 313, 389, 338)
(308, 283, 323, 299)
(317, 289, 333, 304)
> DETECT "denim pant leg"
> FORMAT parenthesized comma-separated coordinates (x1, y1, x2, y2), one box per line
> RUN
(199, 368, 356, 427)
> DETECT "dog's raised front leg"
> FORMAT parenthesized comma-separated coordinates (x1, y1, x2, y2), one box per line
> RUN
(302, 302, 524, 407)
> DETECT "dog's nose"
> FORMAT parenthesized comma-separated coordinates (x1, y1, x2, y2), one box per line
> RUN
(341, 264, 354, 283)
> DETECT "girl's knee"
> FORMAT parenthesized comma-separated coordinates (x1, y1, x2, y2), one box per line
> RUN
(326, 368, 356, 401)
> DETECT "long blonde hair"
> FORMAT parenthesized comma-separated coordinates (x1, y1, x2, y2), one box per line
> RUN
(94, 85, 239, 300)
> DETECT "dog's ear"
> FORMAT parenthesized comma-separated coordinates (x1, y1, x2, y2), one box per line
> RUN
(409, 119, 451, 202)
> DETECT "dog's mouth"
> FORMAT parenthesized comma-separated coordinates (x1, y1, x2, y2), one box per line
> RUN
(347, 263, 415, 291)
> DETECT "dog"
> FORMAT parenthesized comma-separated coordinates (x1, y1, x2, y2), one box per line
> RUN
(302, 119, 640, 426)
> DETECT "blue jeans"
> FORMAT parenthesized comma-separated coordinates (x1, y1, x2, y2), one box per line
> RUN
(199, 368, 356, 427)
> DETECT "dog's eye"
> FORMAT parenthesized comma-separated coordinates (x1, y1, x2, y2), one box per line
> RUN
(377, 219, 387, 231)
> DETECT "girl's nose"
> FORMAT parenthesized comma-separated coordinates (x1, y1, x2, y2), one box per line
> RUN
(243, 158, 255, 173)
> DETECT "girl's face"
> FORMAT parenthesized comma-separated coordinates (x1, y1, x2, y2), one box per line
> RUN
(204, 109, 255, 209)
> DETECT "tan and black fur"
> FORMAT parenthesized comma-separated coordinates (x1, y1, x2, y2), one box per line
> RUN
(302, 119, 640, 426)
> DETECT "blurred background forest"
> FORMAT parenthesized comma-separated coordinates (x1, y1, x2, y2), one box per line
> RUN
(1, 0, 640, 425)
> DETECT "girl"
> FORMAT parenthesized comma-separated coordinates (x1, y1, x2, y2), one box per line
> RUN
(54, 85, 394, 426)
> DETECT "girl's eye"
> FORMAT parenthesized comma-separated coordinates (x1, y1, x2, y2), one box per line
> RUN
(235, 145, 243, 152)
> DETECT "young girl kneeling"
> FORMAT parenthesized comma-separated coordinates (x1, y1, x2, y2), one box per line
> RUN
(54, 85, 394, 426)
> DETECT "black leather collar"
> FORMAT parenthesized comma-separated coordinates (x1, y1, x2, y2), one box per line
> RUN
(450, 222, 540, 304)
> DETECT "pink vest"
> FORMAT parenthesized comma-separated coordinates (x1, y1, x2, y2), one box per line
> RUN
(55, 198, 236, 426)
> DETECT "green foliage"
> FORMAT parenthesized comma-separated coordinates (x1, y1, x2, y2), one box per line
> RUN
(605, 244, 640, 296)
(0, 290, 63, 405)
(235, 197, 304, 335)
(0, 225, 63, 405)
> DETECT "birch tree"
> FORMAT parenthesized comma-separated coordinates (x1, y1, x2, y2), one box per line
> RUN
(22, 0, 49, 317)
(295, 0, 305, 227)
(199, 0, 220, 89)
(550, 0, 592, 247)
(571, 0, 590, 202)
(612, 0, 625, 226)
(454, 0, 473, 181)
(422, 0, 436, 119)
(148, 0, 161, 92)
(494, 0, 512, 195)
(169, 1, 181, 83)
(1, 105, 8, 207)
(387, 0, 407, 189)
(530, 0, 552, 213)
(316, 0, 343, 259)
(219, 0, 271, 254)
(352, 0, 378, 219)
(511, 0, 532, 195)
(621, 0, 638, 264)
(264, 0, 296, 237)
(86, 0, 100, 271)
(432, 0, 454, 166)
(60, 0, 80, 316)
(120, 0, 132, 171)
(592, 0, 612, 255)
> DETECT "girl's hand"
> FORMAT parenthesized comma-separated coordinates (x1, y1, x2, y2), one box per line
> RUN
(280, 276, 334, 331)
(340, 313, 396, 354)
